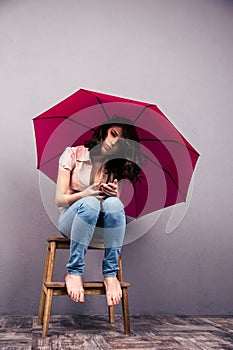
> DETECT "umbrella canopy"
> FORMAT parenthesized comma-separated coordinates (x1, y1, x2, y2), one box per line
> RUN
(33, 88, 199, 218)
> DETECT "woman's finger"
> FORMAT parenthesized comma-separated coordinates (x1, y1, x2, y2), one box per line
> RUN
(102, 188, 117, 196)
(103, 184, 117, 191)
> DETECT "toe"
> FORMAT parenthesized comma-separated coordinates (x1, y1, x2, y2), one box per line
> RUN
(71, 291, 77, 302)
(79, 291, 85, 303)
(73, 292, 78, 302)
(107, 295, 113, 306)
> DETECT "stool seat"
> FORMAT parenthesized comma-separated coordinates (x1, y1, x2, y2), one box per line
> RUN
(38, 237, 131, 337)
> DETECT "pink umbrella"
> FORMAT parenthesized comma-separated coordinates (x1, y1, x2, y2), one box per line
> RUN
(33, 89, 199, 218)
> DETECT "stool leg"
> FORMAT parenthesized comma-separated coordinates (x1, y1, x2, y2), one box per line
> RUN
(108, 305, 114, 323)
(121, 287, 130, 334)
(38, 244, 50, 325)
(46, 242, 56, 281)
(42, 288, 53, 337)
(38, 241, 56, 331)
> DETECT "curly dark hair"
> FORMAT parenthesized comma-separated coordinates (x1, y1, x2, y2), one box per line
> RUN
(85, 116, 142, 183)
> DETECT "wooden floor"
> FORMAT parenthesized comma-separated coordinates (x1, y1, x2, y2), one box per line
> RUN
(0, 314, 233, 349)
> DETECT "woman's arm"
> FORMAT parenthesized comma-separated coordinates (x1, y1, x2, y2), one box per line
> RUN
(55, 168, 101, 207)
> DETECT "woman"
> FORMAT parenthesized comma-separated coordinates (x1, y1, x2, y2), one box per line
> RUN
(55, 116, 141, 306)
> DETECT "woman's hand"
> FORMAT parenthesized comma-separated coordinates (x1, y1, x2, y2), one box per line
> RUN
(81, 183, 102, 198)
(100, 179, 119, 197)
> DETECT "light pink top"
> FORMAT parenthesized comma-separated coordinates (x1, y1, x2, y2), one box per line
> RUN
(59, 146, 112, 209)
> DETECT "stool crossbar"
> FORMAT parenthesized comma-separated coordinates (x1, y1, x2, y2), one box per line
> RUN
(38, 237, 130, 337)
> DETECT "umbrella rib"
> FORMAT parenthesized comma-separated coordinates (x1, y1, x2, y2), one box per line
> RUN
(67, 117, 96, 131)
(39, 152, 63, 169)
(133, 104, 155, 123)
(35, 115, 96, 132)
(133, 104, 175, 125)
(141, 152, 186, 201)
(83, 89, 111, 121)
(140, 138, 200, 156)
(133, 106, 200, 155)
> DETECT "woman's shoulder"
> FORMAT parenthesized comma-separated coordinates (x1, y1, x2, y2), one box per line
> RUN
(69, 145, 90, 161)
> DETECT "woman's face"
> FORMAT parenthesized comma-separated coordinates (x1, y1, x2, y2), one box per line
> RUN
(101, 125, 123, 156)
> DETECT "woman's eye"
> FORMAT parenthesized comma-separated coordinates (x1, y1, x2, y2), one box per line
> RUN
(111, 130, 117, 137)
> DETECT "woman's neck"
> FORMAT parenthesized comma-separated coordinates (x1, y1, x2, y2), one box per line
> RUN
(91, 152, 107, 165)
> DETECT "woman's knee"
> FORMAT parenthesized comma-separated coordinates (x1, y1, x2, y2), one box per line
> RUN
(71, 196, 101, 215)
(103, 197, 126, 232)
(102, 197, 124, 214)
(83, 196, 101, 211)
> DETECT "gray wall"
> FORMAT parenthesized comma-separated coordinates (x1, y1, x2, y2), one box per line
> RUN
(1, 0, 233, 316)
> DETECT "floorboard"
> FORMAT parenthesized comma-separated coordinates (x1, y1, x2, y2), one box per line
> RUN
(0, 315, 233, 349)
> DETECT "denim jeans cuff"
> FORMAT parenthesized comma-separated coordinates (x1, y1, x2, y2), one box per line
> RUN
(103, 272, 117, 277)
(67, 270, 84, 276)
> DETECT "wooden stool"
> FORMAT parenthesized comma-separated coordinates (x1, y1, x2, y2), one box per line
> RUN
(38, 237, 130, 337)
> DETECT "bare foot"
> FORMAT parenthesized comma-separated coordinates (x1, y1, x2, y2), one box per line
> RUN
(104, 276, 122, 306)
(65, 274, 85, 303)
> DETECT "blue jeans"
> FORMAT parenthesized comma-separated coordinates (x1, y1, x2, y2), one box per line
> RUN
(58, 196, 126, 277)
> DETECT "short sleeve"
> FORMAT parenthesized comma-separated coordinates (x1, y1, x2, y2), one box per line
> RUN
(59, 147, 75, 171)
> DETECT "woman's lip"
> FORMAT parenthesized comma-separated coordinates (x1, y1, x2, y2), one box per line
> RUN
(104, 143, 112, 150)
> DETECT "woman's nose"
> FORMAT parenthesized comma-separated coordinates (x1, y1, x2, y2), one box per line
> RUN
(110, 138, 118, 146)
